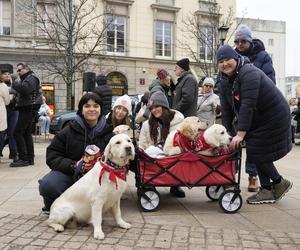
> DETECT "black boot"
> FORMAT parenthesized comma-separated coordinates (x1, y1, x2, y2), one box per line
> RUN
(9, 151, 18, 162)
(10, 159, 29, 167)
(170, 186, 185, 198)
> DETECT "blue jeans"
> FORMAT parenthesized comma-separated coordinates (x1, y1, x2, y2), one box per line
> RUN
(245, 159, 258, 177)
(38, 170, 75, 210)
(6, 109, 19, 153)
(38, 115, 50, 134)
(0, 131, 6, 153)
(255, 162, 281, 188)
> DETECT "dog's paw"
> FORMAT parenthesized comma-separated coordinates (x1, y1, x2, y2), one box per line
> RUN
(118, 220, 131, 229)
(93, 230, 105, 240)
(49, 223, 64, 232)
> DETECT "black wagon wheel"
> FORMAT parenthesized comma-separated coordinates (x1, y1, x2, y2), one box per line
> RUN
(219, 190, 243, 214)
(138, 189, 160, 212)
(205, 185, 225, 201)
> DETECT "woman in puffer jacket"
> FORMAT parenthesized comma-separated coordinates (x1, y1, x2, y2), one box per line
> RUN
(39, 93, 113, 212)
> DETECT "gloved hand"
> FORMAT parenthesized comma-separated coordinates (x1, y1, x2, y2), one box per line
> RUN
(73, 160, 85, 181)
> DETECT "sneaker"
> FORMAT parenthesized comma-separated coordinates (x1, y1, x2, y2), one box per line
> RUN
(248, 176, 259, 192)
(247, 188, 275, 204)
(273, 178, 293, 201)
(170, 187, 185, 198)
(10, 159, 29, 167)
(42, 206, 50, 215)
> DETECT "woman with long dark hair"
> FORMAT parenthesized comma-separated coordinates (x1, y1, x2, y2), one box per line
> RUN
(138, 91, 185, 197)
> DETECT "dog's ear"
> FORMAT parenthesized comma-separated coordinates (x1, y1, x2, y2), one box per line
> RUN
(182, 126, 195, 140)
(211, 128, 221, 147)
(103, 143, 113, 162)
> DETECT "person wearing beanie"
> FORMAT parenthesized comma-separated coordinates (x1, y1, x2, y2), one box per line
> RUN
(39, 93, 113, 212)
(93, 74, 112, 116)
(107, 94, 132, 129)
(173, 58, 198, 117)
(139, 90, 185, 197)
(217, 44, 292, 205)
(234, 24, 276, 192)
(196, 77, 220, 127)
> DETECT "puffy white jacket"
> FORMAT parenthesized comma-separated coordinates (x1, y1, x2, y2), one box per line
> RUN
(139, 110, 184, 149)
(0, 82, 10, 131)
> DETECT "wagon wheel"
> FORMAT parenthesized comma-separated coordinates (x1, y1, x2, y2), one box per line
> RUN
(205, 185, 225, 201)
(138, 189, 160, 212)
(219, 190, 243, 214)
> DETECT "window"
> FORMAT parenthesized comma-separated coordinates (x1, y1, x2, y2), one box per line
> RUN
(36, 3, 56, 37)
(155, 21, 172, 58)
(268, 38, 274, 46)
(0, 0, 11, 35)
(107, 15, 126, 55)
(157, 0, 174, 6)
(199, 26, 213, 61)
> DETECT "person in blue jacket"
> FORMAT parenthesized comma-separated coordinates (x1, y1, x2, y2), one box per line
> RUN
(216, 45, 292, 204)
(234, 24, 276, 192)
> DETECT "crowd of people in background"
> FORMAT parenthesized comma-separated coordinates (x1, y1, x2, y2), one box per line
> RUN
(0, 24, 296, 212)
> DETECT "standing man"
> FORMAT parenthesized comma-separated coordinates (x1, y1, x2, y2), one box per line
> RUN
(172, 58, 198, 117)
(93, 75, 112, 116)
(10, 63, 42, 167)
(234, 25, 276, 192)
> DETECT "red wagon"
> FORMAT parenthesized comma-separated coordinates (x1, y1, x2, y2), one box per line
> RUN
(134, 148, 243, 213)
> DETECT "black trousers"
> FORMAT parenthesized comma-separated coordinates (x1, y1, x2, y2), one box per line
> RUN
(14, 107, 34, 161)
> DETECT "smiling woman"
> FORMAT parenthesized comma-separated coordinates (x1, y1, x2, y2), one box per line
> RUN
(38, 93, 114, 212)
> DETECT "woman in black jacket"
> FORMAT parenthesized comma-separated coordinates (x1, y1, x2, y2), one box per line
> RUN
(216, 45, 292, 205)
(39, 93, 113, 212)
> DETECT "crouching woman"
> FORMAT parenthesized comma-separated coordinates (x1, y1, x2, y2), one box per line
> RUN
(38, 93, 113, 212)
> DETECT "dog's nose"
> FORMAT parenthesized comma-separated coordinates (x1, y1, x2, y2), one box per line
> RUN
(125, 146, 132, 155)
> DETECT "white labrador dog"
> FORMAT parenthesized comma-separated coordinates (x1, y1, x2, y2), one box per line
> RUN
(197, 124, 232, 156)
(113, 125, 133, 138)
(46, 134, 135, 240)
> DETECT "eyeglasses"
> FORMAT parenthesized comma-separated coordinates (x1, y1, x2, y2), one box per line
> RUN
(203, 85, 213, 88)
(234, 40, 247, 44)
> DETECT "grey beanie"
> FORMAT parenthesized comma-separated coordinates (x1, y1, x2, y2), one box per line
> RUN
(234, 25, 252, 42)
(148, 91, 169, 110)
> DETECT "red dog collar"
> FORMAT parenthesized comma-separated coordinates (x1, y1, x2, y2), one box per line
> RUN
(99, 161, 128, 189)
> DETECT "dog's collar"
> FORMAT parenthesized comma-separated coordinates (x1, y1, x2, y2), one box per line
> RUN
(99, 160, 128, 189)
(173, 131, 194, 152)
(193, 133, 212, 151)
(101, 156, 127, 169)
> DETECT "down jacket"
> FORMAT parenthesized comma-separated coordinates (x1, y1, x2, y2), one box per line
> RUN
(172, 71, 198, 117)
(93, 84, 112, 115)
(46, 117, 113, 176)
(139, 110, 184, 149)
(236, 39, 276, 84)
(218, 56, 292, 164)
(0, 82, 10, 131)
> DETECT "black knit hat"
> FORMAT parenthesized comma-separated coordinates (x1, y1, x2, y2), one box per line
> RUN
(216, 45, 240, 63)
(0, 64, 13, 74)
(176, 58, 190, 71)
(96, 75, 107, 86)
(148, 91, 169, 110)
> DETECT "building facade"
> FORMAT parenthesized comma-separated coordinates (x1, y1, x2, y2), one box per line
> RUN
(236, 17, 286, 94)
(0, 0, 236, 112)
(285, 76, 300, 100)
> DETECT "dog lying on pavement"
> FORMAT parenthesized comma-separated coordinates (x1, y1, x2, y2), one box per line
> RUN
(46, 134, 135, 240)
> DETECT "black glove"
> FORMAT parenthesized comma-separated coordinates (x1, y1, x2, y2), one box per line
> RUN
(73, 160, 85, 181)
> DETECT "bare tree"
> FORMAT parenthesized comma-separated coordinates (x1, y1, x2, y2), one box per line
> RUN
(179, 3, 241, 79)
(21, 0, 111, 110)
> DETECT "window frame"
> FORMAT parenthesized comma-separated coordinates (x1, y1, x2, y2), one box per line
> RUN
(0, 0, 11, 35)
(106, 15, 127, 56)
(199, 26, 213, 62)
(155, 20, 173, 59)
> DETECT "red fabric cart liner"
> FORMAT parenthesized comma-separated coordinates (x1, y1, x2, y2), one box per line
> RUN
(138, 150, 235, 186)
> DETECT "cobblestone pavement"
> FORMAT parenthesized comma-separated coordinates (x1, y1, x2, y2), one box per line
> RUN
(0, 141, 300, 249)
(0, 213, 300, 250)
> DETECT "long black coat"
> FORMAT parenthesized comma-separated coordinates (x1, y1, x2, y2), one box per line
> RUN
(172, 71, 198, 117)
(93, 85, 112, 115)
(46, 118, 113, 176)
(219, 58, 292, 164)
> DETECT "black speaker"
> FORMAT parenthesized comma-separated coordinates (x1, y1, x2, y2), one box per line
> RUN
(83, 72, 96, 91)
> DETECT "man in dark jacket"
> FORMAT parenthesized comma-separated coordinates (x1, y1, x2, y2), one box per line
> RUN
(10, 63, 43, 167)
(172, 58, 198, 117)
(93, 75, 112, 115)
(234, 24, 276, 191)
(217, 45, 292, 204)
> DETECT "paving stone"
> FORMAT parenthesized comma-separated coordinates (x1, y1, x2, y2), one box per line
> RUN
(242, 240, 260, 248)
(154, 240, 171, 248)
(102, 237, 119, 244)
(275, 237, 294, 244)
(80, 242, 98, 250)
(207, 245, 225, 250)
(256, 235, 276, 243)
(259, 242, 280, 249)
(46, 240, 65, 248)
(136, 240, 154, 247)
(11, 237, 33, 245)
(30, 239, 48, 246)
(22, 246, 43, 250)
(279, 244, 300, 250)
(62, 241, 84, 249)
(118, 239, 136, 246)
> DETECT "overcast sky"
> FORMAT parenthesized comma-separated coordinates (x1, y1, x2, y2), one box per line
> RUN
(236, 0, 299, 76)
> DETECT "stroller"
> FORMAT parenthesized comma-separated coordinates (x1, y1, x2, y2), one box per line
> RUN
(130, 104, 243, 214)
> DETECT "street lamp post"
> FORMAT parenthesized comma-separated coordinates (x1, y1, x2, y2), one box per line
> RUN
(218, 25, 229, 46)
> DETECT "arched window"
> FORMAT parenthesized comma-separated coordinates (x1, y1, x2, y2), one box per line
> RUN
(106, 71, 128, 96)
